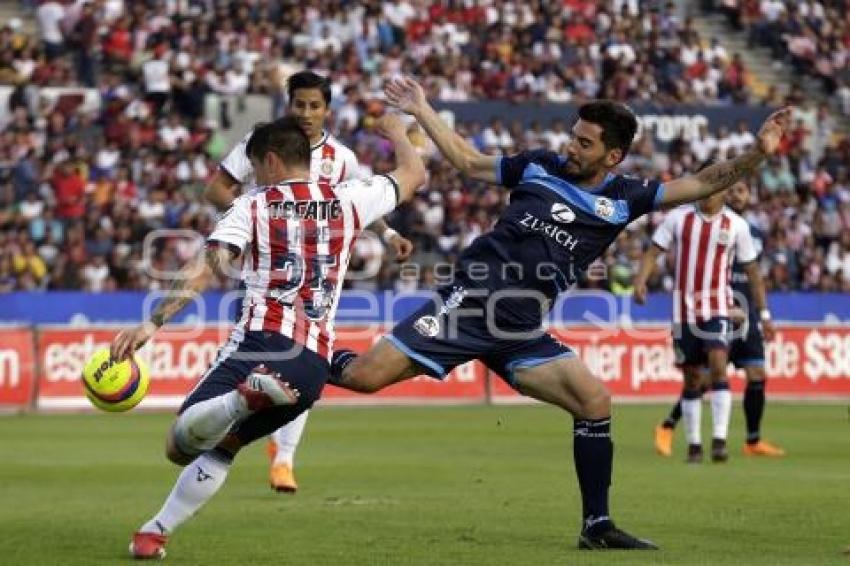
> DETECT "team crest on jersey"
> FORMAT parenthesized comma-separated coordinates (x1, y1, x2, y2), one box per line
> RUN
(413, 315, 440, 338)
(594, 197, 615, 220)
(551, 202, 576, 224)
(717, 229, 731, 245)
(320, 158, 334, 176)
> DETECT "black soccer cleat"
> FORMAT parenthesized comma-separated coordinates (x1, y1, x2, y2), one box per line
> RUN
(686, 443, 704, 464)
(711, 438, 729, 463)
(578, 524, 659, 550)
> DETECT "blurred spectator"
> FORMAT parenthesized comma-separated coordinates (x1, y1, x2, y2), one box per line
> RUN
(52, 160, 86, 220)
(0, 0, 847, 296)
(35, 0, 65, 60)
(713, 0, 850, 115)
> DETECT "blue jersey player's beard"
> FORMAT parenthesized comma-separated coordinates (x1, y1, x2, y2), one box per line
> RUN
(564, 165, 605, 185)
(563, 155, 610, 185)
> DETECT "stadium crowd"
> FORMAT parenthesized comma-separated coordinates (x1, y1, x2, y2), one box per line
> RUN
(707, 0, 850, 116)
(0, 0, 849, 295)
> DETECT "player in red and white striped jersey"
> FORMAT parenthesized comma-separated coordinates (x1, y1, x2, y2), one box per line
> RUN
(653, 196, 757, 326)
(115, 115, 426, 560)
(206, 71, 414, 493)
(635, 163, 759, 464)
(643, 179, 785, 460)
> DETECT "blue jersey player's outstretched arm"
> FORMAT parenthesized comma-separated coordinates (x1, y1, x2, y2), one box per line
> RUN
(660, 107, 791, 207)
(385, 76, 792, 207)
(385, 77, 501, 183)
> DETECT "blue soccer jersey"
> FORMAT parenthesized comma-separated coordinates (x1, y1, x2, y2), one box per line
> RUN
(390, 149, 666, 381)
(454, 149, 665, 328)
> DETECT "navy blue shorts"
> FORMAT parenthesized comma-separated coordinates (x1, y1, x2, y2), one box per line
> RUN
(672, 317, 734, 367)
(389, 285, 575, 388)
(180, 330, 329, 446)
(728, 310, 765, 369)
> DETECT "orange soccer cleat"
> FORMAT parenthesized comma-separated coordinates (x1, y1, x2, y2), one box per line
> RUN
(654, 425, 674, 457)
(743, 440, 786, 457)
(270, 462, 298, 493)
(129, 532, 168, 560)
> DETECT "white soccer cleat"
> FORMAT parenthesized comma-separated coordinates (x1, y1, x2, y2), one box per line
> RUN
(237, 365, 300, 411)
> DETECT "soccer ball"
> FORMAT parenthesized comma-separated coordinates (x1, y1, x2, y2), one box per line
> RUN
(81, 348, 150, 412)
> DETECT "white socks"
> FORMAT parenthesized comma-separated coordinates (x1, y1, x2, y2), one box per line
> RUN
(140, 452, 231, 535)
(173, 391, 249, 455)
(711, 386, 732, 440)
(681, 396, 703, 446)
(682, 385, 733, 446)
(272, 410, 310, 466)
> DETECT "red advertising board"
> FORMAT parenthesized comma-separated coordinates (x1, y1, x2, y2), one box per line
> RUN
(0, 327, 36, 408)
(36, 326, 232, 410)
(20, 324, 850, 410)
(490, 325, 850, 402)
(34, 325, 487, 410)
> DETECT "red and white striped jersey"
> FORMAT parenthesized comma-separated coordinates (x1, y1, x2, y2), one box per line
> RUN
(207, 175, 399, 359)
(220, 129, 361, 186)
(652, 205, 757, 324)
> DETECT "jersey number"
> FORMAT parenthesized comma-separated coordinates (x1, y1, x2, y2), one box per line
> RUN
(270, 253, 337, 321)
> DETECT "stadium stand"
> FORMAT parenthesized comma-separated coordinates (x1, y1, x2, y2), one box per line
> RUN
(706, 0, 850, 112)
(0, 0, 848, 295)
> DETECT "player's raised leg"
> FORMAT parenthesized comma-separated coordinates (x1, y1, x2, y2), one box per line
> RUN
(510, 356, 658, 550)
(268, 410, 310, 492)
(330, 337, 424, 393)
(741, 366, 785, 456)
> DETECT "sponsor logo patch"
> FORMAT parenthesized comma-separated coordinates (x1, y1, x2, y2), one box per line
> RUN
(551, 202, 576, 223)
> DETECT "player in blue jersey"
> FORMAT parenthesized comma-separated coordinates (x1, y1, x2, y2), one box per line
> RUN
(647, 179, 786, 459)
(326, 77, 790, 550)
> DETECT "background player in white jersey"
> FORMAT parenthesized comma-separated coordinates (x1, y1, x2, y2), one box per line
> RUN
(638, 178, 785, 458)
(111, 115, 426, 560)
(634, 162, 764, 463)
(205, 70, 414, 493)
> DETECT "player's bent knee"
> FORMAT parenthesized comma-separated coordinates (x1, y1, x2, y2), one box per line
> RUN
(341, 359, 385, 394)
(165, 424, 199, 466)
(165, 436, 195, 466)
(579, 387, 611, 420)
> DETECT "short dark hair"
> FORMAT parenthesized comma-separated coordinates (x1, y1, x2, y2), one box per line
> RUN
(576, 100, 638, 161)
(287, 70, 332, 106)
(245, 117, 310, 168)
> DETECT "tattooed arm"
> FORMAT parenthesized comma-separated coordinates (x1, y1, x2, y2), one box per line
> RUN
(661, 108, 791, 208)
(110, 245, 238, 360)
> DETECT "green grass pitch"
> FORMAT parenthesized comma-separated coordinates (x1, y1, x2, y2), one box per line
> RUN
(1, 403, 848, 565)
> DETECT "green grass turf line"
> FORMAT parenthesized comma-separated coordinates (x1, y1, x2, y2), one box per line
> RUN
(0, 404, 847, 565)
